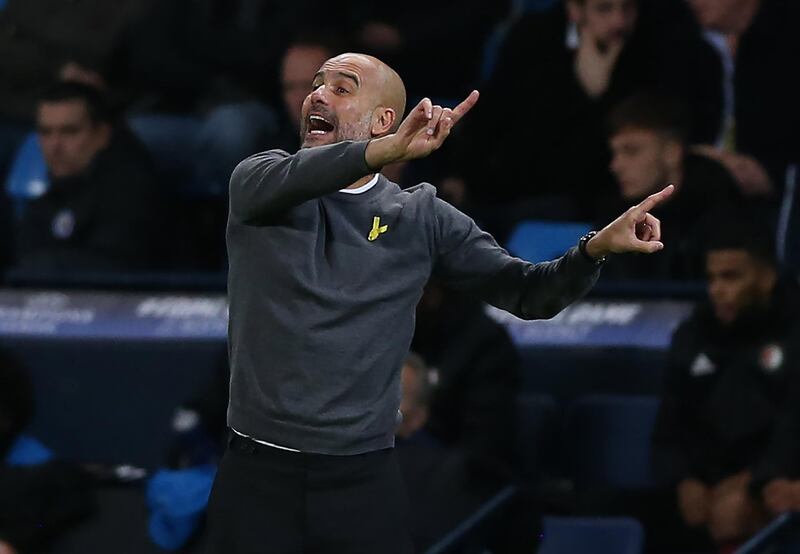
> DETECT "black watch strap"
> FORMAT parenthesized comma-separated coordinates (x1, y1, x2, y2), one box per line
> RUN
(578, 231, 606, 265)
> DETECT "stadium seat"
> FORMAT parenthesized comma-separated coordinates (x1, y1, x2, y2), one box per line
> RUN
(506, 220, 592, 263)
(564, 394, 659, 490)
(538, 516, 644, 554)
(2, 337, 225, 468)
(514, 393, 559, 480)
(4, 131, 49, 215)
(518, 346, 666, 402)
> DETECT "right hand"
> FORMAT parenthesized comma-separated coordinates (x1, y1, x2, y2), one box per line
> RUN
(0, 541, 18, 554)
(678, 478, 711, 527)
(366, 91, 479, 168)
(573, 27, 624, 98)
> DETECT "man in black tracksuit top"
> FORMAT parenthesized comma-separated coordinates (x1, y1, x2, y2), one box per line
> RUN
(653, 225, 800, 549)
(208, 52, 674, 553)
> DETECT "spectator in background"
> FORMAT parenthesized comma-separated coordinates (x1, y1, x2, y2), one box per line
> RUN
(412, 281, 519, 478)
(275, 34, 341, 152)
(652, 222, 800, 550)
(0, 0, 149, 178)
(13, 82, 164, 273)
(688, 0, 800, 197)
(122, 0, 340, 196)
(395, 353, 505, 552)
(599, 93, 742, 280)
(448, 0, 720, 238)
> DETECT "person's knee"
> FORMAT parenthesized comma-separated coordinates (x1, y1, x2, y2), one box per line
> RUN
(709, 489, 753, 543)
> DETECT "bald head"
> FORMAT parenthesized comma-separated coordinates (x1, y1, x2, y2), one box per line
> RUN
(328, 53, 406, 131)
(300, 52, 407, 147)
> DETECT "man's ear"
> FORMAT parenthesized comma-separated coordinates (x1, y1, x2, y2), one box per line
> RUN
(371, 107, 397, 137)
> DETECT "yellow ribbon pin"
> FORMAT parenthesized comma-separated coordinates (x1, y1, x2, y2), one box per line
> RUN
(368, 216, 388, 241)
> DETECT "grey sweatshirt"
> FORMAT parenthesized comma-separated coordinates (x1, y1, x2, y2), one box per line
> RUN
(226, 140, 601, 455)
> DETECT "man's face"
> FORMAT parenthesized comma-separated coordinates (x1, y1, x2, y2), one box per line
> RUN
(299, 54, 379, 148)
(610, 128, 678, 201)
(37, 100, 109, 178)
(688, 0, 744, 32)
(706, 250, 775, 325)
(570, 0, 638, 49)
(281, 45, 332, 127)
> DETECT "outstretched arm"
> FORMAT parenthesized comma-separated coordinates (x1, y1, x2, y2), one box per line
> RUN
(434, 185, 675, 319)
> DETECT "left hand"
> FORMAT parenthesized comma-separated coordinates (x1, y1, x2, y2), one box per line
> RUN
(585, 185, 675, 259)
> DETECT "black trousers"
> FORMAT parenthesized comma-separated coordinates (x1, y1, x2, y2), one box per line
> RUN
(205, 432, 414, 554)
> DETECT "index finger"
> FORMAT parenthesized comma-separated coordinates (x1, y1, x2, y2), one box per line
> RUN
(451, 90, 480, 123)
(635, 184, 674, 214)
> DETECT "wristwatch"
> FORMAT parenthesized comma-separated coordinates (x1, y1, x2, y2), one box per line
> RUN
(578, 231, 607, 265)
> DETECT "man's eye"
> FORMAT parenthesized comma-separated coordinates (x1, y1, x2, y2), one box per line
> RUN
(337, 87, 349, 94)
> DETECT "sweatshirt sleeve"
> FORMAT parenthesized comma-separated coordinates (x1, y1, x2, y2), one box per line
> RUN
(229, 141, 373, 224)
(431, 197, 600, 320)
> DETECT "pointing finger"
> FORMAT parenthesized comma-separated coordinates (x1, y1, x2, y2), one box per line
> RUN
(635, 184, 674, 215)
(451, 90, 480, 123)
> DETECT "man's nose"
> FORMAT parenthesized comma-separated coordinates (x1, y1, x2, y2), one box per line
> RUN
(309, 84, 329, 104)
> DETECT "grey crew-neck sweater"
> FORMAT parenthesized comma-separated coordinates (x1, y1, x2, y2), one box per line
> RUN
(226, 140, 601, 455)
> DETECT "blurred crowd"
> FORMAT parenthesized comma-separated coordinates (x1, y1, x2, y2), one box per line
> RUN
(1, 0, 800, 552)
(0, 0, 796, 281)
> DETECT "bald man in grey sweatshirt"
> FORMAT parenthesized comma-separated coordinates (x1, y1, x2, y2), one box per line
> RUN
(208, 53, 673, 554)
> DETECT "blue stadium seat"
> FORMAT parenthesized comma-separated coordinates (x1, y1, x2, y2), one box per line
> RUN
(538, 516, 644, 554)
(507, 220, 592, 263)
(3, 337, 225, 468)
(564, 394, 660, 490)
(514, 393, 558, 480)
(5, 132, 49, 215)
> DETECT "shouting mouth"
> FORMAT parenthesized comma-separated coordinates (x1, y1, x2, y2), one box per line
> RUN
(308, 114, 335, 136)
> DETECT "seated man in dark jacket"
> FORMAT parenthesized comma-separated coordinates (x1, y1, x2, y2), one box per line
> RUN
(598, 92, 744, 280)
(13, 81, 163, 273)
(652, 221, 800, 549)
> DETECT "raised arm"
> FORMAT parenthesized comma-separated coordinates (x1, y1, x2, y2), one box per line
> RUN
(229, 141, 373, 224)
(432, 199, 600, 320)
(433, 185, 676, 319)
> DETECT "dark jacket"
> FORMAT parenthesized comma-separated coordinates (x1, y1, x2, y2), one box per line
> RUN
(454, 0, 721, 219)
(412, 286, 519, 474)
(14, 127, 164, 273)
(728, 0, 800, 189)
(652, 283, 800, 485)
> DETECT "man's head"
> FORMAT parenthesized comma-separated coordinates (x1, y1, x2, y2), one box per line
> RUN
(299, 53, 406, 148)
(608, 94, 689, 201)
(567, 0, 638, 49)
(705, 221, 777, 325)
(688, 0, 760, 34)
(397, 353, 432, 439)
(37, 82, 112, 178)
(281, 36, 339, 127)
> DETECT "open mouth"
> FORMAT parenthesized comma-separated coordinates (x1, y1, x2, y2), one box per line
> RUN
(308, 114, 335, 135)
